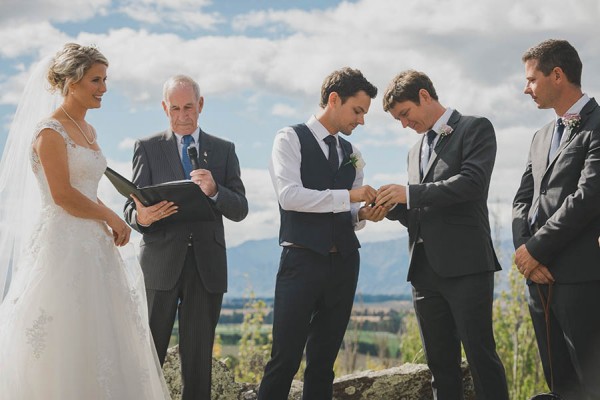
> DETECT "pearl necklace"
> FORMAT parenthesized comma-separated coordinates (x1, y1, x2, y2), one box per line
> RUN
(60, 106, 96, 145)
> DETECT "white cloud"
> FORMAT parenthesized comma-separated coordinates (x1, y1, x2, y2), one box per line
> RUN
(0, 0, 109, 25)
(0, 22, 69, 59)
(271, 103, 297, 118)
(118, 137, 138, 151)
(3, 0, 600, 247)
(117, 0, 223, 31)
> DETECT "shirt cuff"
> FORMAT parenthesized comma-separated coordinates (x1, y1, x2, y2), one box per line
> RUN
(136, 215, 151, 228)
(332, 189, 351, 213)
(353, 208, 366, 230)
(406, 184, 411, 210)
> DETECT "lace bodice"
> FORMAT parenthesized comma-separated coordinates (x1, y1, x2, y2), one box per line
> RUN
(30, 119, 107, 208)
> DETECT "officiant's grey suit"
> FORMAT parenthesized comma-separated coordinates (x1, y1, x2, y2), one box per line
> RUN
(387, 110, 508, 399)
(124, 128, 247, 399)
(513, 98, 600, 398)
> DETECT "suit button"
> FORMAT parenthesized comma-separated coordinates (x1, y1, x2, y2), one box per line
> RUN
(540, 188, 547, 195)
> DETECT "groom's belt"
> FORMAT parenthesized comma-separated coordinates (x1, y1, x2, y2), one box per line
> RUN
(286, 244, 339, 254)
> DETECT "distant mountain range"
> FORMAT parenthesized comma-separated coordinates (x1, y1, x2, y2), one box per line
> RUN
(225, 236, 516, 299)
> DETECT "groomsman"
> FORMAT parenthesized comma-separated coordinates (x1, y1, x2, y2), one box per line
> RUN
(258, 67, 383, 400)
(513, 39, 600, 399)
(377, 70, 508, 400)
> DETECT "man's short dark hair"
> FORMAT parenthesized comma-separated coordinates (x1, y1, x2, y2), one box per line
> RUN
(320, 67, 378, 108)
(382, 70, 438, 112)
(522, 39, 582, 87)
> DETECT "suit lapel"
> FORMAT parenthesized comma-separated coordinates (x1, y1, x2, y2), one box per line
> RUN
(160, 130, 186, 179)
(544, 98, 598, 175)
(421, 110, 460, 182)
(199, 129, 212, 169)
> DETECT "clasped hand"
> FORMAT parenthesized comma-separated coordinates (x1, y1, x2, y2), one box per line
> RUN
(514, 244, 554, 284)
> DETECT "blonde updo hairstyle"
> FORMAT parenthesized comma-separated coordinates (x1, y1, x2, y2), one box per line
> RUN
(47, 43, 109, 97)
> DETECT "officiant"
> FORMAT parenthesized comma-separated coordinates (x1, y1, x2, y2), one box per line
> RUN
(124, 74, 248, 400)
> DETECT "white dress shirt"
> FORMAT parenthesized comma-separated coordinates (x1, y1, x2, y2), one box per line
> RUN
(269, 115, 366, 231)
(407, 107, 455, 209)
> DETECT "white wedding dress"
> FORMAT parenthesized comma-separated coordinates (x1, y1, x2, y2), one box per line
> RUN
(0, 119, 171, 399)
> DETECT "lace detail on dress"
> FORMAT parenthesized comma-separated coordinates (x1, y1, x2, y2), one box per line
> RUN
(97, 354, 117, 399)
(26, 309, 53, 359)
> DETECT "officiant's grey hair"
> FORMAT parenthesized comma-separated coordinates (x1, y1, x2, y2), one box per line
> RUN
(163, 75, 202, 102)
(47, 43, 108, 97)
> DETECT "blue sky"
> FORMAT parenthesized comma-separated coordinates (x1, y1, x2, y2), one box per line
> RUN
(1, 0, 600, 247)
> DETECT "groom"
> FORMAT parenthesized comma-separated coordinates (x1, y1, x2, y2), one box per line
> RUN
(376, 70, 508, 400)
(258, 67, 383, 400)
(124, 75, 248, 400)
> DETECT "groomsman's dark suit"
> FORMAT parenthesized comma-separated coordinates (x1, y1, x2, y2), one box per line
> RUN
(387, 110, 509, 400)
(513, 98, 600, 399)
(124, 128, 247, 399)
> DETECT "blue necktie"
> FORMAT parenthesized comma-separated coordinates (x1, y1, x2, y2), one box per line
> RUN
(181, 135, 195, 179)
(548, 118, 564, 161)
(421, 130, 437, 175)
(324, 135, 339, 172)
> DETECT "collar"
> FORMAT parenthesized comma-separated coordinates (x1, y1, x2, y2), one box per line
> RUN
(430, 108, 454, 134)
(557, 93, 590, 121)
(173, 127, 200, 144)
(307, 115, 337, 143)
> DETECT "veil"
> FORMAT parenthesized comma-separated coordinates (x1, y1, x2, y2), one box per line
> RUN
(0, 56, 61, 302)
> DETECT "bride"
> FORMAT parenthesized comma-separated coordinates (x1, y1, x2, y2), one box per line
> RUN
(0, 43, 171, 399)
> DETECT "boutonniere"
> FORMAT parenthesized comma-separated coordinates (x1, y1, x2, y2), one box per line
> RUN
(562, 113, 581, 131)
(345, 152, 366, 170)
(438, 124, 454, 137)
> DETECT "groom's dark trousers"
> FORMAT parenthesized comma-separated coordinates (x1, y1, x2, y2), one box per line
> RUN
(258, 248, 359, 400)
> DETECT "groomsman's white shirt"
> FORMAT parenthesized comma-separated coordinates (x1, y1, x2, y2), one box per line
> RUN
(269, 115, 366, 233)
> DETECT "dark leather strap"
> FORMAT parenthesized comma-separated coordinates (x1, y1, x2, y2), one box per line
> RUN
(537, 283, 555, 391)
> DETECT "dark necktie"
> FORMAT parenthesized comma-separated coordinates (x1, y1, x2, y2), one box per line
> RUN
(421, 130, 437, 174)
(324, 135, 339, 172)
(181, 135, 195, 179)
(548, 118, 564, 161)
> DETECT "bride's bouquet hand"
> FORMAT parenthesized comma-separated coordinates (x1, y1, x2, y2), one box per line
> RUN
(106, 211, 131, 247)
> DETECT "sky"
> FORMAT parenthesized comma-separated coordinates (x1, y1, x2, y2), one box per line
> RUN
(1, 0, 600, 248)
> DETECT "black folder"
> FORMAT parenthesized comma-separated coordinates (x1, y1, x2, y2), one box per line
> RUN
(104, 167, 215, 222)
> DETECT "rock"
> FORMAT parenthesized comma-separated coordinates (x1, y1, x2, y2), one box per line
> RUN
(331, 361, 475, 400)
(163, 345, 255, 400)
(163, 346, 474, 400)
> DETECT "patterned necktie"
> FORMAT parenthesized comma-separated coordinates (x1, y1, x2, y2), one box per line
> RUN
(324, 135, 339, 172)
(421, 130, 437, 174)
(181, 135, 195, 179)
(548, 118, 564, 161)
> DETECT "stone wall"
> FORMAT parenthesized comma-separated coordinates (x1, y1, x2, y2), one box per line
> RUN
(164, 345, 475, 400)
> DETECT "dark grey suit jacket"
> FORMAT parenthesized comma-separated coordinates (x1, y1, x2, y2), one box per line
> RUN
(124, 129, 248, 293)
(512, 98, 600, 283)
(388, 110, 500, 279)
